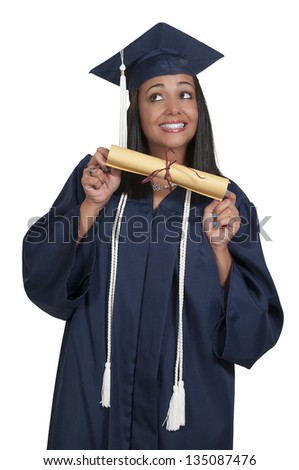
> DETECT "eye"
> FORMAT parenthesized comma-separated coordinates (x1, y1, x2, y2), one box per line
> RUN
(150, 93, 164, 102)
(180, 91, 193, 100)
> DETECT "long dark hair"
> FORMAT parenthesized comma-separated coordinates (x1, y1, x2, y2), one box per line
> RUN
(117, 77, 221, 198)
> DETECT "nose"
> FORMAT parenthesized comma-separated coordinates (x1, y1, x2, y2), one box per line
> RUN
(165, 97, 181, 115)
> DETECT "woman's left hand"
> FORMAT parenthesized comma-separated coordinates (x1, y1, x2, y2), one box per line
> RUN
(203, 190, 241, 251)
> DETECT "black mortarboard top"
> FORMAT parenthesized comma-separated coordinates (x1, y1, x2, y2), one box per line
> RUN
(90, 22, 224, 90)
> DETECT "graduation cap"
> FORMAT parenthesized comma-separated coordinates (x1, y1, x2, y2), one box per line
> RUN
(90, 22, 224, 91)
(90, 22, 223, 149)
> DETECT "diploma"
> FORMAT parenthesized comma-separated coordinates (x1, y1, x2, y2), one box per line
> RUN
(107, 145, 229, 200)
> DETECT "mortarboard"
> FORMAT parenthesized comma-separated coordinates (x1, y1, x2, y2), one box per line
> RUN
(90, 22, 224, 149)
(90, 22, 224, 90)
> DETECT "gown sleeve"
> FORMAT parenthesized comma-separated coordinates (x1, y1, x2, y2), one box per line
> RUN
(22, 155, 96, 321)
(212, 193, 283, 368)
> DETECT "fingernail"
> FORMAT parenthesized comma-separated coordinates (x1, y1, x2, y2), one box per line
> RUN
(213, 221, 219, 228)
(102, 166, 110, 173)
(212, 212, 217, 218)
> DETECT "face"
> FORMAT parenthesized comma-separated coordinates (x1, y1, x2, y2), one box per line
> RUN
(138, 74, 198, 159)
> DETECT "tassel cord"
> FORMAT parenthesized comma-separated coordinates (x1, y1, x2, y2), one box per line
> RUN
(119, 49, 127, 149)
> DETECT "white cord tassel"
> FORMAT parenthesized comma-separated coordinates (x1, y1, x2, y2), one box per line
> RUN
(164, 190, 191, 431)
(164, 381, 186, 431)
(101, 362, 111, 407)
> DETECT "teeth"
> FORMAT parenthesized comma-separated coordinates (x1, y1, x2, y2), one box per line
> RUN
(160, 123, 185, 129)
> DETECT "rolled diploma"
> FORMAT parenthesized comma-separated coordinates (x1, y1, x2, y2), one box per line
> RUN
(107, 145, 229, 200)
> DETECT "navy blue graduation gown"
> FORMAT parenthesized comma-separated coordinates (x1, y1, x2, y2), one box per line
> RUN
(23, 155, 283, 450)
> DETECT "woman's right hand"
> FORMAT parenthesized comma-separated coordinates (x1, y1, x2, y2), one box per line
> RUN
(81, 147, 121, 209)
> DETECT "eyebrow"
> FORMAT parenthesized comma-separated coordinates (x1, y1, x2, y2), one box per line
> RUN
(145, 80, 195, 94)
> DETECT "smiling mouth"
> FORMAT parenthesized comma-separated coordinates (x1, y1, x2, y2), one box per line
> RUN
(159, 122, 186, 130)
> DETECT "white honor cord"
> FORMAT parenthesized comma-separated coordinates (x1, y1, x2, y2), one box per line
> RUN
(101, 192, 128, 407)
(164, 189, 191, 431)
(102, 189, 192, 429)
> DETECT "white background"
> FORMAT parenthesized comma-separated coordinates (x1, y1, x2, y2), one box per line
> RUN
(0, 0, 297, 468)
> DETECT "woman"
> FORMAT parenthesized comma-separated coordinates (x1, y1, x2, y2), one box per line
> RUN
(23, 23, 283, 450)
